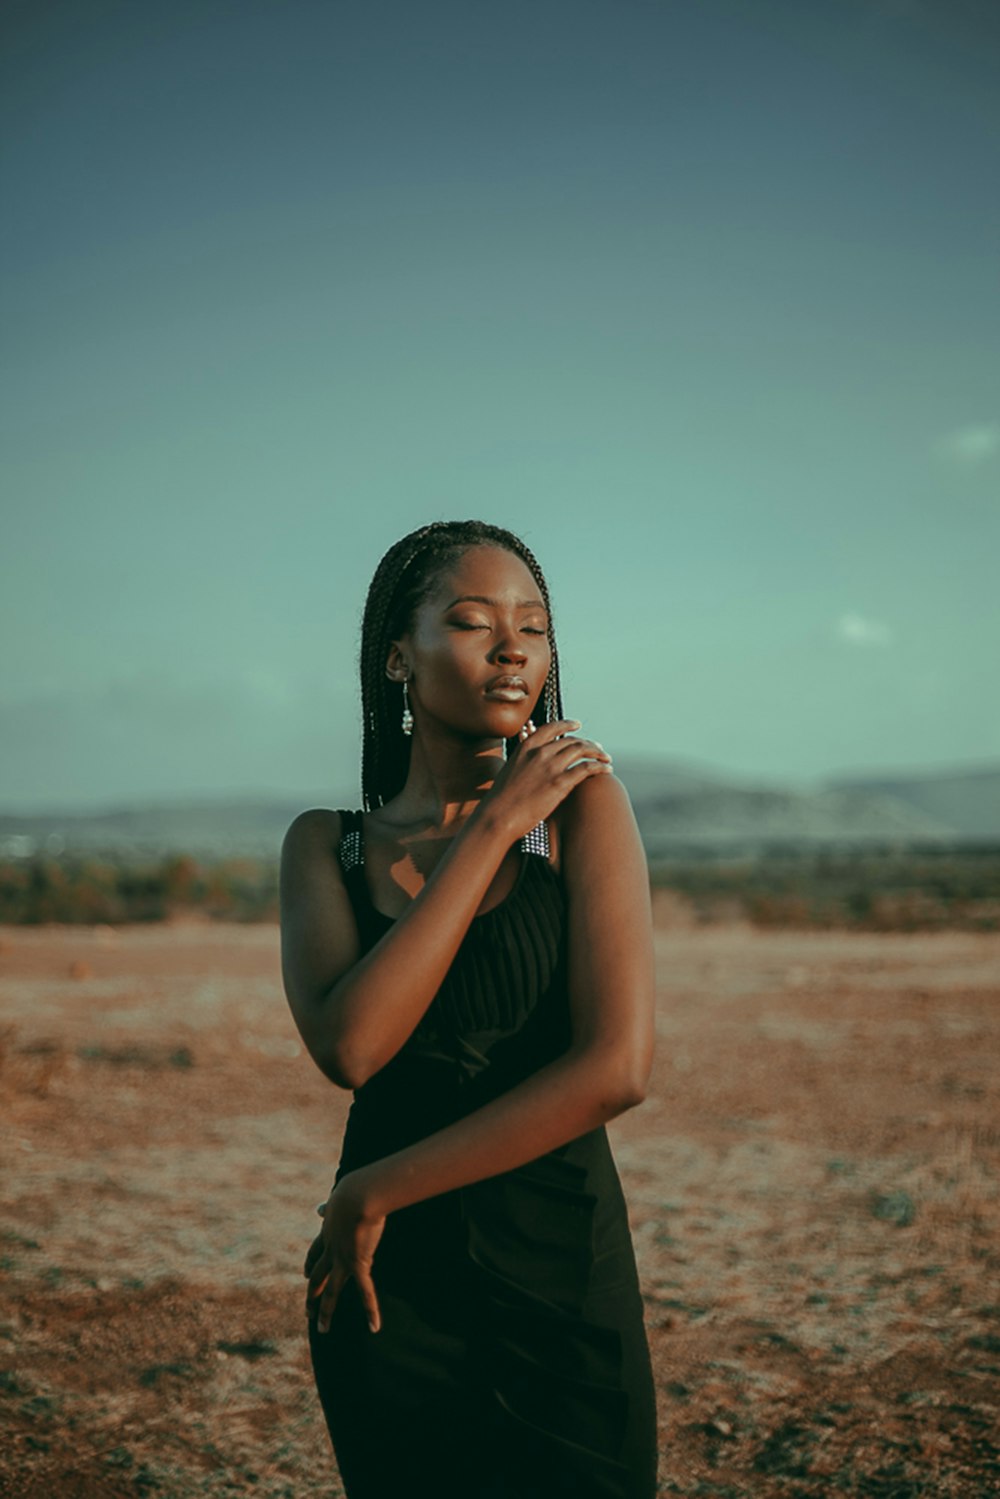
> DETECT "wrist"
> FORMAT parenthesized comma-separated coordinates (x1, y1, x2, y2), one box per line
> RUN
(466, 798, 516, 852)
(340, 1163, 390, 1220)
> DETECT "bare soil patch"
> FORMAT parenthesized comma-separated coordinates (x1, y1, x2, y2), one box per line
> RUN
(1, 920, 998, 1496)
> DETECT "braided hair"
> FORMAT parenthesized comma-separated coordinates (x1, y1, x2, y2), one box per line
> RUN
(358, 520, 564, 811)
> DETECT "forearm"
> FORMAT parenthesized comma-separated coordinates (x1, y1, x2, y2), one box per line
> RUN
(351, 1049, 643, 1217)
(320, 809, 513, 1086)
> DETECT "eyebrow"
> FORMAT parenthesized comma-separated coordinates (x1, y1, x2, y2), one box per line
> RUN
(445, 595, 548, 612)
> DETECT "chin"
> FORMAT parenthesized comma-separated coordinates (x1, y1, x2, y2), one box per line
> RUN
(477, 709, 527, 740)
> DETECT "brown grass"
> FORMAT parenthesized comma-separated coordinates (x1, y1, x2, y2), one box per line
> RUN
(1, 919, 998, 1496)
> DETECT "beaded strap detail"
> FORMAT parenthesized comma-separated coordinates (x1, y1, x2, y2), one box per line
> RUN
(521, 820, 550, 858)
(339, 826, 363, 873)
(338, 815, 548, 870)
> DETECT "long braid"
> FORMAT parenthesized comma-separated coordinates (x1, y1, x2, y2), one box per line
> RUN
(357, 521, 564, 810)
(359, 526, 438, 811)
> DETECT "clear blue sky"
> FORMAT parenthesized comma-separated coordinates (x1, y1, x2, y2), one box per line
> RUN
(3, 0, 998, 810)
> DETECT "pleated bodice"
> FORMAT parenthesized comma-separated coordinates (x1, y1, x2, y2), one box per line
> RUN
(332, 808, 574, 1170)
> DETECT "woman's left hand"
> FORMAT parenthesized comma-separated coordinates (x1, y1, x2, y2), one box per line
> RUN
(305, 1171, 386, 1335)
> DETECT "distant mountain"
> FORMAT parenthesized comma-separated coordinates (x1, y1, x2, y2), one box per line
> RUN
(0, 759, 996, 861)
(625, 780, 952, 858)
(822, 764, 1000, 841)
(598, 759, 995, 853)
(0, 791, 354, 862)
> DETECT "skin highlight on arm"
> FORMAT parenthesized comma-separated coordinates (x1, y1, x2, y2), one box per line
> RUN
(281, 801, 519, 1089)
(345, 773, 655, 1220)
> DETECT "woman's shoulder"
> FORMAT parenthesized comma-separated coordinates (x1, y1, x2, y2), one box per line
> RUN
(280, 807, 349, 863)
(549, 772, 638, 868)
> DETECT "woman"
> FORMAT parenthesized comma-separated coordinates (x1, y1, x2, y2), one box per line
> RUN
(279, 520, 658, 1498)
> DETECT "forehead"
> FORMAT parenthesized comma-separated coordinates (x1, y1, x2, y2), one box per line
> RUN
(427, 545, 542, 605)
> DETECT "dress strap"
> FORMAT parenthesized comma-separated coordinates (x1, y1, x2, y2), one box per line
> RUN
(336, 808, 549, 867)
(521, 820, 550, 858)
(335, 809, 364, 874)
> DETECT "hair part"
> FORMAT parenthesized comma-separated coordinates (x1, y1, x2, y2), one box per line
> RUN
(358, 520, 564, 810)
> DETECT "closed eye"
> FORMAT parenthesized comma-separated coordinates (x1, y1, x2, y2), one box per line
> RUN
(449, 619, 547, 634)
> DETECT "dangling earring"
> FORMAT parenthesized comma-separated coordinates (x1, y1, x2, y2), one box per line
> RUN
(401, 679, 414, 736)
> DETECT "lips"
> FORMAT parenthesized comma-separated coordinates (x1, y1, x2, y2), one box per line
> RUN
(484, 674, 529, 699)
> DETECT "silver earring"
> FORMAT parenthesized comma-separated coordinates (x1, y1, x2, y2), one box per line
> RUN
(401, 680, 414, 736)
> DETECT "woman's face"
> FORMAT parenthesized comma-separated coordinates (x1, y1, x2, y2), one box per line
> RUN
(391, 545, 552, 742)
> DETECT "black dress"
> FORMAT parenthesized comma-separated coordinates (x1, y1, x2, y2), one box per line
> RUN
(308, 810, 658, 1499)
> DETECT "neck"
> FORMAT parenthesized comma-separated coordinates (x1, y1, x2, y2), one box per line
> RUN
(385, 726, 506, 830)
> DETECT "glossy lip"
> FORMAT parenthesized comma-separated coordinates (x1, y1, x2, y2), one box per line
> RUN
(484, 674, 529, 695)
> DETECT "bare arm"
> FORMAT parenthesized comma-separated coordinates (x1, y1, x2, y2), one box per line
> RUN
(280, 803, 512, 1088)
(307, 771, 656, 1333)
(279, 721, 613, 1089)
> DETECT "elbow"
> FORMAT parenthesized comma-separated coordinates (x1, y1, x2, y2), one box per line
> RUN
(614, 1075, 648, 1112)
(286, 978, 379, 1091)
(577, 1047, 649, 1116)
(322, 1043, 371, 1092)
(323, 1057, 362, 1092)
(618, 1033, 654, 1111)
(626, 1077, 649, 1109)
(300, 999, 377, 1091)
(608, 1046, 652, 1113)
(308, 1030, 371, 1092)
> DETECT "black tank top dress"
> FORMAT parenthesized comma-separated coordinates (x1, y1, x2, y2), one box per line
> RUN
(308, 811, 658, 1499)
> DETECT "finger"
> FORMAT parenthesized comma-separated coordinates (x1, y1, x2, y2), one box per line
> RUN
(306, 1260, 342, 1324)
(303, 1232, 324, 1278)
(562, 757, 615, 785)
(355, 1266, 381, 1334)
(307, 1257, 336, 1303)
(548, 736, 613, 767)
(315, 1268, 346, 1335)
(522, 718, 582, 746)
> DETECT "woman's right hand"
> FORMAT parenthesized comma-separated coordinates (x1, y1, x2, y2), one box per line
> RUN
(480, 719, 613, 841)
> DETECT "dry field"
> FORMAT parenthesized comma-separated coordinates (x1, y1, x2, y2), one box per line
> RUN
(1, 912, 998, 1497)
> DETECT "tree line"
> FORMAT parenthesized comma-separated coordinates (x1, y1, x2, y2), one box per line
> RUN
(1, 845, 998, 930)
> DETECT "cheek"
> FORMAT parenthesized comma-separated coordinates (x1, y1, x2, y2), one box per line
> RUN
(534, 640, 553, 682)
(416, 637, 480, 688)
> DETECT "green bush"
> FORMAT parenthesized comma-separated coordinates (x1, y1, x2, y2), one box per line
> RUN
(649, 844, 1000, 932)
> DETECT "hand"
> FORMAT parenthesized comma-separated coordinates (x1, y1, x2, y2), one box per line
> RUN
(305, 1171, 386, 1335)
(483, 719, 614, 842)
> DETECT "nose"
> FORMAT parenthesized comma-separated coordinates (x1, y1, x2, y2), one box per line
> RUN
(492, 630, 527, 666)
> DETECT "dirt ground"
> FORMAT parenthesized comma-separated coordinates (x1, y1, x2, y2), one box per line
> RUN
(1, 913, 998, 1498)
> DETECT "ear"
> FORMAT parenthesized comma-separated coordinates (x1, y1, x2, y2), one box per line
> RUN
(385, 641, 409, 683)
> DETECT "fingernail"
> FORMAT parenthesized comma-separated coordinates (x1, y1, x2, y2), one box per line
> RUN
(368, 1319, 378, 1334)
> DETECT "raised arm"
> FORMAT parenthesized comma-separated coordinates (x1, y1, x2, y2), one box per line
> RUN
(280, 802, 513, 1089)
(306, 770, 656, 1333)
(279, 721, 613, 1090)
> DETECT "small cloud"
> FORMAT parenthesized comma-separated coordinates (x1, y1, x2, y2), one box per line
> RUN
(935, 423, 999, 465)
(836, 613, 892, 647)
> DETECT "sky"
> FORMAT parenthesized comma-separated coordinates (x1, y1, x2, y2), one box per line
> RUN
(2, 0, 998, 812)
